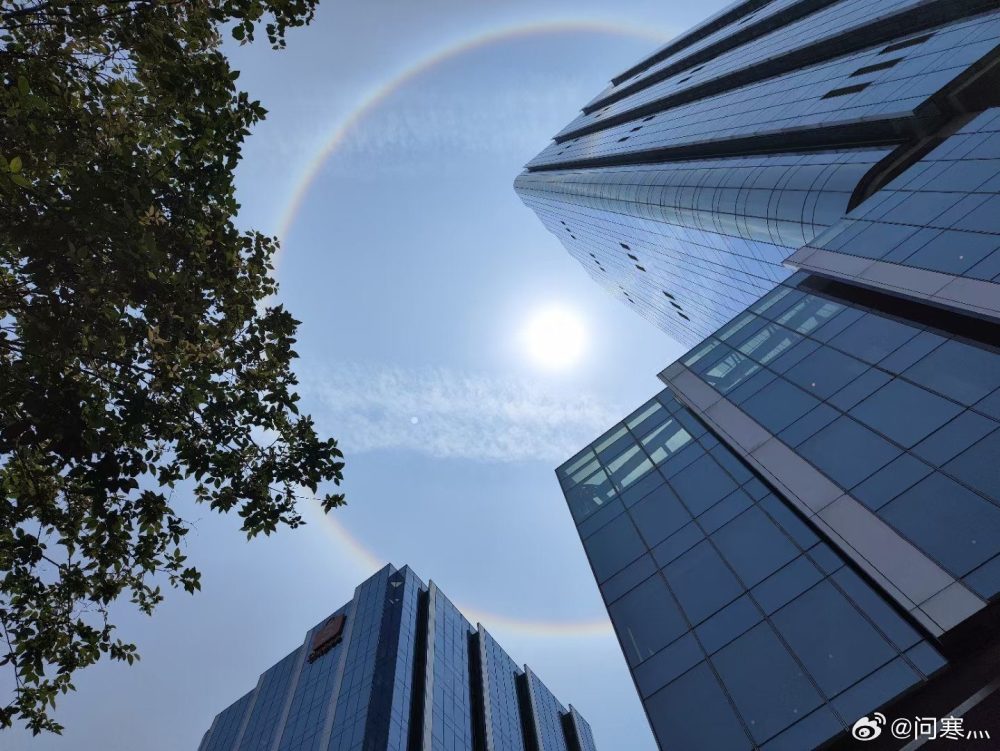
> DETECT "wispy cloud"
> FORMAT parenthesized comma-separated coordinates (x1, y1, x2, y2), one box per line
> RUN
(300, 364, 621, 463)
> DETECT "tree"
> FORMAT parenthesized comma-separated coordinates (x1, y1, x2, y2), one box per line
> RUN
(0, 0, 345, 733)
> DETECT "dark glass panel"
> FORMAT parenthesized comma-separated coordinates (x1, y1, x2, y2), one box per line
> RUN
(629, 483, 692, 548)
(695, 595, 762, 654)
(712, 507, 799, 587)
(751, 557, 824, 615)
(827, 313, 919, 365)
(712, 623, 823, 744)
(582, 513, 646, 583)
(943, 429, 1000, 501)
(772, 581, 896, 696)
(799, 417, 901, 489)
(608, 575, 689, 667)
(881, 473, 1000, 577)
(904, 340, 1000, 405)
(633, 633, 704, 698)
(830, 659, 921, 727)
(669, 454, 739, 516)
(663, 541, 744, 624)
(646, 664, 753, 751)
(784, 346, 868, 399)
(850, 379, 963, 448)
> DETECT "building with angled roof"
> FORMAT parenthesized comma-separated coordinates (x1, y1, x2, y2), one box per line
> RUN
(197, 564, 598, 751)
(527, 0, 1000, 748)
(515, 0, 1000, 346)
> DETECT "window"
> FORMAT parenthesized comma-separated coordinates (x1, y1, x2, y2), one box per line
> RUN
(663, 291, 675, 299)
(882, 473, 1000, 577)
(607, 443, 655, 490)
(742, 379, 819, 434)
(738, 322, 802, 365)
(678, 312, 690, 321)
(582, 513, 646, 583)
(601, 554, 656, 605)
(751, 556, 824, 614)
(903, 339, 1000, 405)
(832, 568, 922, 651)
(642, 419, 693, 465)
(636, 265, 646, 272)
(712, 623, 823, 743)
(880, 33, 933, 54)
(627, 400, 670, 436)
(700, 347, 761, 394)
(653, 523, 705, 568)
(618, 136, 629, 143)
(699, 489, 753, 533)
(646, 664, 752, 751)
(822, 83, 870, 99)
(712, 507, 799, 587)
(772, 581, 896, 696)
(851, 58, 902, 77)
(831, 659, 920, 726)
(943, 428, 1000, 500)
(670, 454, 738, 516)
(627, 253, 638, 260)
(827, 313, 918, 365)
(798, 417, 900, 489)
(784, 347, 868, 399)
(853, 453, 933, 512)
(564, 467, 617, 522)
(695, 595, 761, 654)
(633, 633, 704, 698)
(850, 379, 963, 448)
(608, 575, 689, 666)
(663, 540, 744, 624)
(630, 483, 692, 548)
(620, 242, 631, 250)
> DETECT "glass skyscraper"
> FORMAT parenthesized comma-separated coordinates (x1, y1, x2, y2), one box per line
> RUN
(197, 565, 598, 751)
(514, 0, 1000, 346)
(523, 0, 1000, 749)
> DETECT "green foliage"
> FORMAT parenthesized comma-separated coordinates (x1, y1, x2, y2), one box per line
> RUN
(0, 0, 344, 734)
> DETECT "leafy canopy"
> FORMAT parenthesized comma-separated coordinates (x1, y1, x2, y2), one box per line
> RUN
(0, 0, 345, 734)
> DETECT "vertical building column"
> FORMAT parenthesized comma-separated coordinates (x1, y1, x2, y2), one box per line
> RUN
(230, 668, 265, 750)
(517, 667, 543, 751)
(419, 581, 439, 751)
(474, 625, 495, 751)
(268, 622, 325, 751)
(315, 591, 360, 751)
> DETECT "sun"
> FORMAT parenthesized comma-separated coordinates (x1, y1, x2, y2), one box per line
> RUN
(519, 304, 587, 371)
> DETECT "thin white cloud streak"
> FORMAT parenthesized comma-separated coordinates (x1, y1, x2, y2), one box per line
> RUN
(300, 364, 622, 463)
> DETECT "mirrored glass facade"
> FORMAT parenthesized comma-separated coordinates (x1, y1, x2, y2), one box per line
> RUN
(559, 392, 953, 750)
(197, 565, 598, 751)
(544, 2, 1000, 748)
(515, 0, 1000, 345)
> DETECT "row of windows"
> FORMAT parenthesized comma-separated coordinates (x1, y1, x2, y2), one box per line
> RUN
(807, 107, 1000, 283)
(554, 0, 972, 143)
(537, 12, 999, 168)
(682, 278, 1000, 598)
(560, 390, 945, 750)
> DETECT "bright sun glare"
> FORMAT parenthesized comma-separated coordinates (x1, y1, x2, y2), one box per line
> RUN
(520, 305, 587, 371)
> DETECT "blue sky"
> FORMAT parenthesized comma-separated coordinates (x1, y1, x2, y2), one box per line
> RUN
(7, 2, 731, 749)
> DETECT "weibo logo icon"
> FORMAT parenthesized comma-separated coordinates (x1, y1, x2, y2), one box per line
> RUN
(852, 713, 887, 741)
